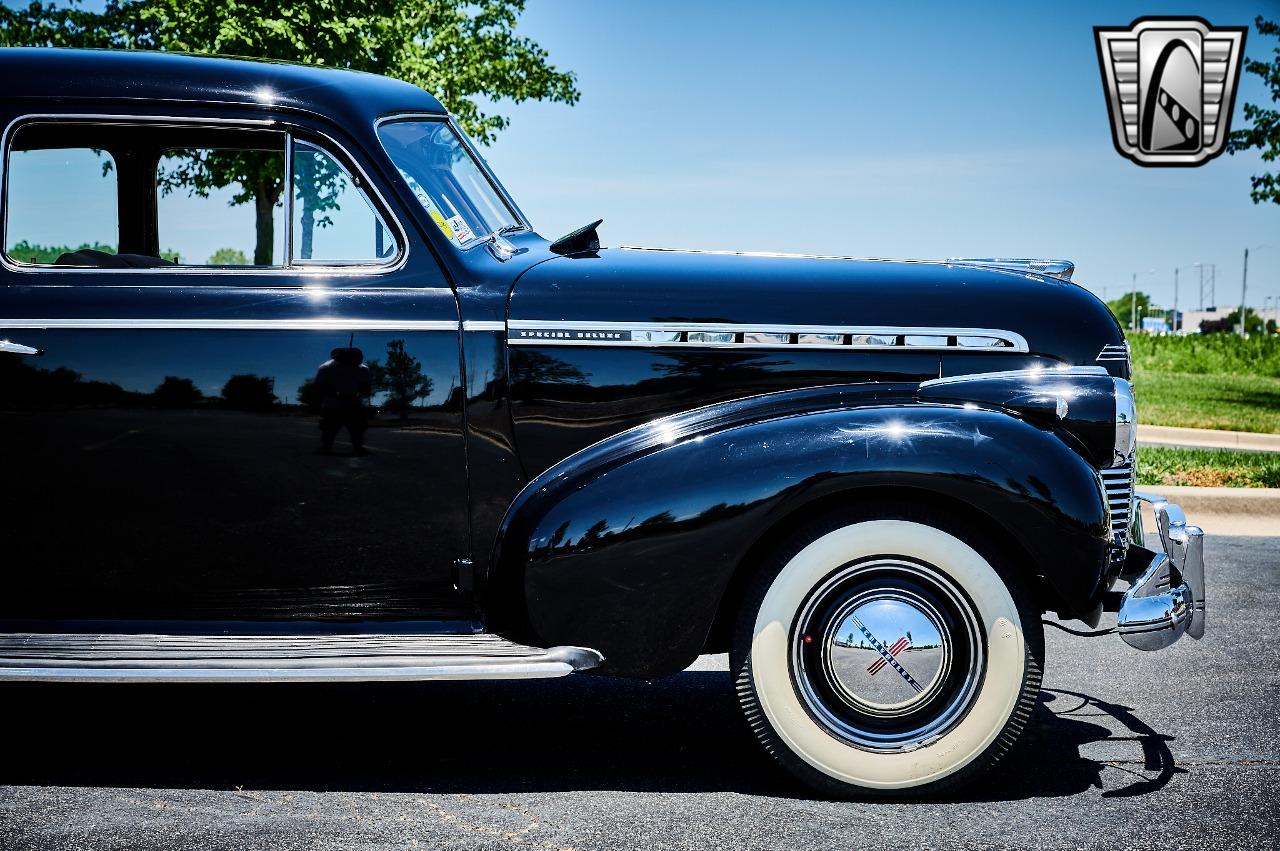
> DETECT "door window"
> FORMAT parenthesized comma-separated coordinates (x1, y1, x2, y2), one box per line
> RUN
(291, 140, 398, 265)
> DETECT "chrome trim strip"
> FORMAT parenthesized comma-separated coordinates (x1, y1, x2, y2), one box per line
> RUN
(0, 318, 458, 331)
(0, 339, 41, 355)
(282, 129, 294, 265)
(461, 320, 506, 332)
(920, 365, 1107, 387)
(619, 246, 1070, 281)
(507, 320, 1029, 352)
(0, 642, 602, 682)
(0, 663, 579, 683)
(0, 112, 409, 277)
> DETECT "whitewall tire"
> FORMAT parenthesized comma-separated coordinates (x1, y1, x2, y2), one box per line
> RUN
(732, 510, 1043, 797)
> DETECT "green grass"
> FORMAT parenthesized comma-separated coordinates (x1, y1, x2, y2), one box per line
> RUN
(1127, 333, 1280, 377)
(1137, 445, 1280, 488)
(1134, 369, 1280, 434)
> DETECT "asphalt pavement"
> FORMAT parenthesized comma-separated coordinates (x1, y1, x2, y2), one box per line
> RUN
(1, 535, 1277, 850)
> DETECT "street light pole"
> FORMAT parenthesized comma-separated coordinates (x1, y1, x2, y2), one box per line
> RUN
(1239, 247, 1249, 336)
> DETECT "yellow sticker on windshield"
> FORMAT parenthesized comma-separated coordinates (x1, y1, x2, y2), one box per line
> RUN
(428, 208, 454, 240)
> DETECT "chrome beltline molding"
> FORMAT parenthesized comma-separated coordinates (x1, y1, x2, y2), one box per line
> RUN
(0, 318, 459, 331)
(461, 320, 507, 332)
(507, 320, 1029, 352)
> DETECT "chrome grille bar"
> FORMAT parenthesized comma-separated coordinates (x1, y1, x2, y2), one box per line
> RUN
(1101, 464, 1136, 543)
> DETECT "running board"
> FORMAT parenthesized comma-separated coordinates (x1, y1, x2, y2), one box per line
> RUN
(0, 633, 603, 683)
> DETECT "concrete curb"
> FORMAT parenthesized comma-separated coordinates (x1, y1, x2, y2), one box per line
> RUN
(1138, 424, 1280, 452)
(1139, 485, 1280, 516)
(1139, 485, 1279, 537)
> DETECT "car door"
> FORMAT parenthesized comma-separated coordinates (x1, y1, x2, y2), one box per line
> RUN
(0, 111, 473, 626)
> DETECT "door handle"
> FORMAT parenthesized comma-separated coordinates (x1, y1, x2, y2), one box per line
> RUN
(0, 339, 43, 356)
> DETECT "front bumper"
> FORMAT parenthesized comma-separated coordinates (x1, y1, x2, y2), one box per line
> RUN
(1115, 493, 1206, 651)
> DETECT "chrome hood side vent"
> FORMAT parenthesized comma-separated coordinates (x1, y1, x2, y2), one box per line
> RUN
(947, 258, 1075, 281)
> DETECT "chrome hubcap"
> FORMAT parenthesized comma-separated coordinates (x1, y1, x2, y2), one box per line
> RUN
(824, 591, 952, 716)
(791, 558, 985, 752)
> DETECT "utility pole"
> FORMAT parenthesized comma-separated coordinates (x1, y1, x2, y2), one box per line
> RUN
(1197, 263, 1204, 310)
(1239, 247, 1249, 336)
(1173, 267, 1179, 333)
(1210, 264, 1216, 307)
(1131, 272, 1137, 332)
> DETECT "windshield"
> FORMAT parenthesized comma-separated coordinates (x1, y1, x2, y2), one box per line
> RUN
(377, 119, 521, 249)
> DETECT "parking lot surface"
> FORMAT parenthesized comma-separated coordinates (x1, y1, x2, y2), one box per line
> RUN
(1, 535, 1276, 850)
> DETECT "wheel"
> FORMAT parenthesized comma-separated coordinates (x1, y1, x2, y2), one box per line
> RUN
(731, 506, 1043, 798)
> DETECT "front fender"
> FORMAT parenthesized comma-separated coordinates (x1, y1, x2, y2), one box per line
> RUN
(492, 388, 1110, 676)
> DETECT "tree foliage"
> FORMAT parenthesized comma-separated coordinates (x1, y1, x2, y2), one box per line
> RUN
(1105, 290, 1153, 330)
(221, 373, 278, 411)
(1227, 17, 1280, 205)
(207, 247, 251, 265)
(0, 0, 578, 144)
(1, 0, 579, 259)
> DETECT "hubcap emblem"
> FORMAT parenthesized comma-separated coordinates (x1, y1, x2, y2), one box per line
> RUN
(824, 594, 952, 716)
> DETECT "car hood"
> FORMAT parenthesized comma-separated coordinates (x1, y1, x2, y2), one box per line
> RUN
(508, 246, 1125, 369)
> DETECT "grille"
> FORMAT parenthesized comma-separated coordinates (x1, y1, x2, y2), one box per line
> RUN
(1096, 342, 1130, 362)
(1101, 464, 1136, 545)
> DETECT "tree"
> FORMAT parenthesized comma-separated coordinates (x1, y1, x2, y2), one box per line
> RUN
(1202, 307, 1268, 335)
(152, 375, 202, 408)
(1105, 291, 1153, 331)
(1227, 17, 1279, 205)
(296, 378, 322, 410)
(3, 240, 115, 264)
(220, 374, 278, 411)
(369, 338, 432, 419)
(208, 247, 250, 266)
(2, 0, 579, 261)
(510, 350, 590, 386)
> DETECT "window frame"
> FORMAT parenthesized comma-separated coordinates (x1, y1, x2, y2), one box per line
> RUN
(287, 137, 401, 268)
(373, 113, 532, 254)
(0, 112, 409, 278)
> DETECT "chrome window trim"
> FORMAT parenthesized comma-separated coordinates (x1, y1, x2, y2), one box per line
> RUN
(372, 112, 533, 249)
(507, 320, 1029, 352)
(0, 318, 458, 331)
(0, 112, 410, 278)
(287, 136, 401, 268)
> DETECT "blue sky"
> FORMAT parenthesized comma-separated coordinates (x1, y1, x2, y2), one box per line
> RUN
(5, 1, 1279, 315)
(479, 1, 1280, 314)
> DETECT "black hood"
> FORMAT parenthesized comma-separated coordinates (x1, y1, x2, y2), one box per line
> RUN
(509, 247, 1124, 370)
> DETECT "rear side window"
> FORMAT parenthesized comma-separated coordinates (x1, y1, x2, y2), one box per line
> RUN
(2, 119, 401, 273)
(4, 147, 119, 264)
(157, 147, 286, 266)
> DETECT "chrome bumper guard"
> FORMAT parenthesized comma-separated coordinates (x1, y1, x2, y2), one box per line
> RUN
(1116, 494, 1206, 651)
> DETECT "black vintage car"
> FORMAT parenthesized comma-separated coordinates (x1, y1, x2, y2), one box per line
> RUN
(0, 49, 1204, 797)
